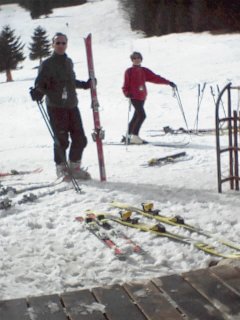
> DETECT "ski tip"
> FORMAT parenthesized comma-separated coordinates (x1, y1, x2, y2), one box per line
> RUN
(75, 216, 84, 222)
(84, 33, 92, 41)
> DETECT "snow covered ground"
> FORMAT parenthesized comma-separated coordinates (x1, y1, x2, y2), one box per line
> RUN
(0, 0, 240, 300)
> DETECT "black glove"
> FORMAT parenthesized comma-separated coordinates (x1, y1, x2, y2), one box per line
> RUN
(87, 78, 97, 88)
(29, 87, 44, 102)
(85, 78, 91, 89)
(76, 78, 97, 89)
(169, 81, 177, 88)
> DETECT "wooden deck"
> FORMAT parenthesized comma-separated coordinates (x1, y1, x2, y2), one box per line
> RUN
(0, 264, 240, 320)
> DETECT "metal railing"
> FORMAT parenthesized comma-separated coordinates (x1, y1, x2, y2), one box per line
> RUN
(216, 83, 240, 193)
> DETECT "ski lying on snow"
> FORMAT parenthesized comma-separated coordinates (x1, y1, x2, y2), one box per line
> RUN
(98, 209, 240, 259)
(85, 211, 143, 254)
(147, 126, 229, 136)
(0, 181, 70, 210)
(111, 201, 240, 253)
(76, 215, 126, 259)
(146, 152, 187, 166)
(0, 178, 62, 197)
(150, 140, 190, 147)
(104, 140, 189, 148)
(0, 167, 42, 177)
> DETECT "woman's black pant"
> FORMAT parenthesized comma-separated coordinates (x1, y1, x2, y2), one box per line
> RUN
(128, 99, 146, 135)
(47, 106, 87, 165)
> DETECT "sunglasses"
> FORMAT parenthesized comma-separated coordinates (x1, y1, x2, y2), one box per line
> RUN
(55, 42, 66, 45)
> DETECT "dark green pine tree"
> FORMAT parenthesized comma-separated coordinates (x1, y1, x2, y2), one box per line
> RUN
(0, 25, 25, 82)
(29, 26, 51, 65)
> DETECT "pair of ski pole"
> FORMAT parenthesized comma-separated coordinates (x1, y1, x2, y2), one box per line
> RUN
(194, 83, 227, 134)
(125, 87, 190, 141)
(193, 83, 206, 133)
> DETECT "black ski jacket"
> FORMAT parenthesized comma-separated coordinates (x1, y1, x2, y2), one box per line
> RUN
(35, 53, 88, 108)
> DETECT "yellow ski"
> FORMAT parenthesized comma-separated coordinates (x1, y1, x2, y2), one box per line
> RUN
(111, 201, 240, 252)
(87, 210, 240, 259)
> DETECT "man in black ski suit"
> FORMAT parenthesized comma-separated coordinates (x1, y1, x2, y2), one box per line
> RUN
(34, 32, 91, 179)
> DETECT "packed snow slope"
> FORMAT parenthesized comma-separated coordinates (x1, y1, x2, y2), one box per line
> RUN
(0, 0, 240, 300)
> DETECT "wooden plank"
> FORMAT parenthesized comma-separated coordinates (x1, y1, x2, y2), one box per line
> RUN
(210, 265, 240, 295)
(92, 284, 146, 320)
(27, 294, 67, 320)
(124, 281, 183, 320)
(0, 298, 31, 320)
(61, 289, 105, 320)
(183, 268, 240, 319)
(153, 274, 225, 320)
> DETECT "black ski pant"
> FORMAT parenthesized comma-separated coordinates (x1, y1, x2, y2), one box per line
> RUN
(128, 99, 146, 135)
(47, 106, 87, 165)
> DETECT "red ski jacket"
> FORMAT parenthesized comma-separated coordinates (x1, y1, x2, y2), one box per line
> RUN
(122, 65, 170, 101)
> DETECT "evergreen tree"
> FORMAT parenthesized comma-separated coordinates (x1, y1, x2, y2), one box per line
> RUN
(0, 25, 25, 82)
(29, 26, 51, 64)
(19, 0, 53, 19)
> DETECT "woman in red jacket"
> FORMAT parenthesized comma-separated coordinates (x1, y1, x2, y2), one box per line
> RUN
(122, 51, 176, 144)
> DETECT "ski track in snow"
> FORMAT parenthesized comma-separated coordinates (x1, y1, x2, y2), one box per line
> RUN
(0, 0, 240, 300)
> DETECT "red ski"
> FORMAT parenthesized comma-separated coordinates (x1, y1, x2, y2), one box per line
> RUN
(76, 216, 124, 257)
(84, 33, 106, 181)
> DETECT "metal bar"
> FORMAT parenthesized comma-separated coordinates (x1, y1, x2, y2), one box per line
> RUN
(227, 86, 234, 190)
(221, 177, 235, 183)
(216, 83, 231, 193)
(219, 117, 234, 123)
(220, 147, 240, 153)
(215, 83, 240, 192)
(233, 111, 239, 190)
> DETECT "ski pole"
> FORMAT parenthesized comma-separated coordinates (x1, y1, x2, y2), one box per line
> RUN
(174, 87, 191, 135)
(194, 82, 206, 133)
(210, 85, 216, 106)
(36, 99, 81, 193)
(125, 98, 131, 146)
(195, 83, 201, 133)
